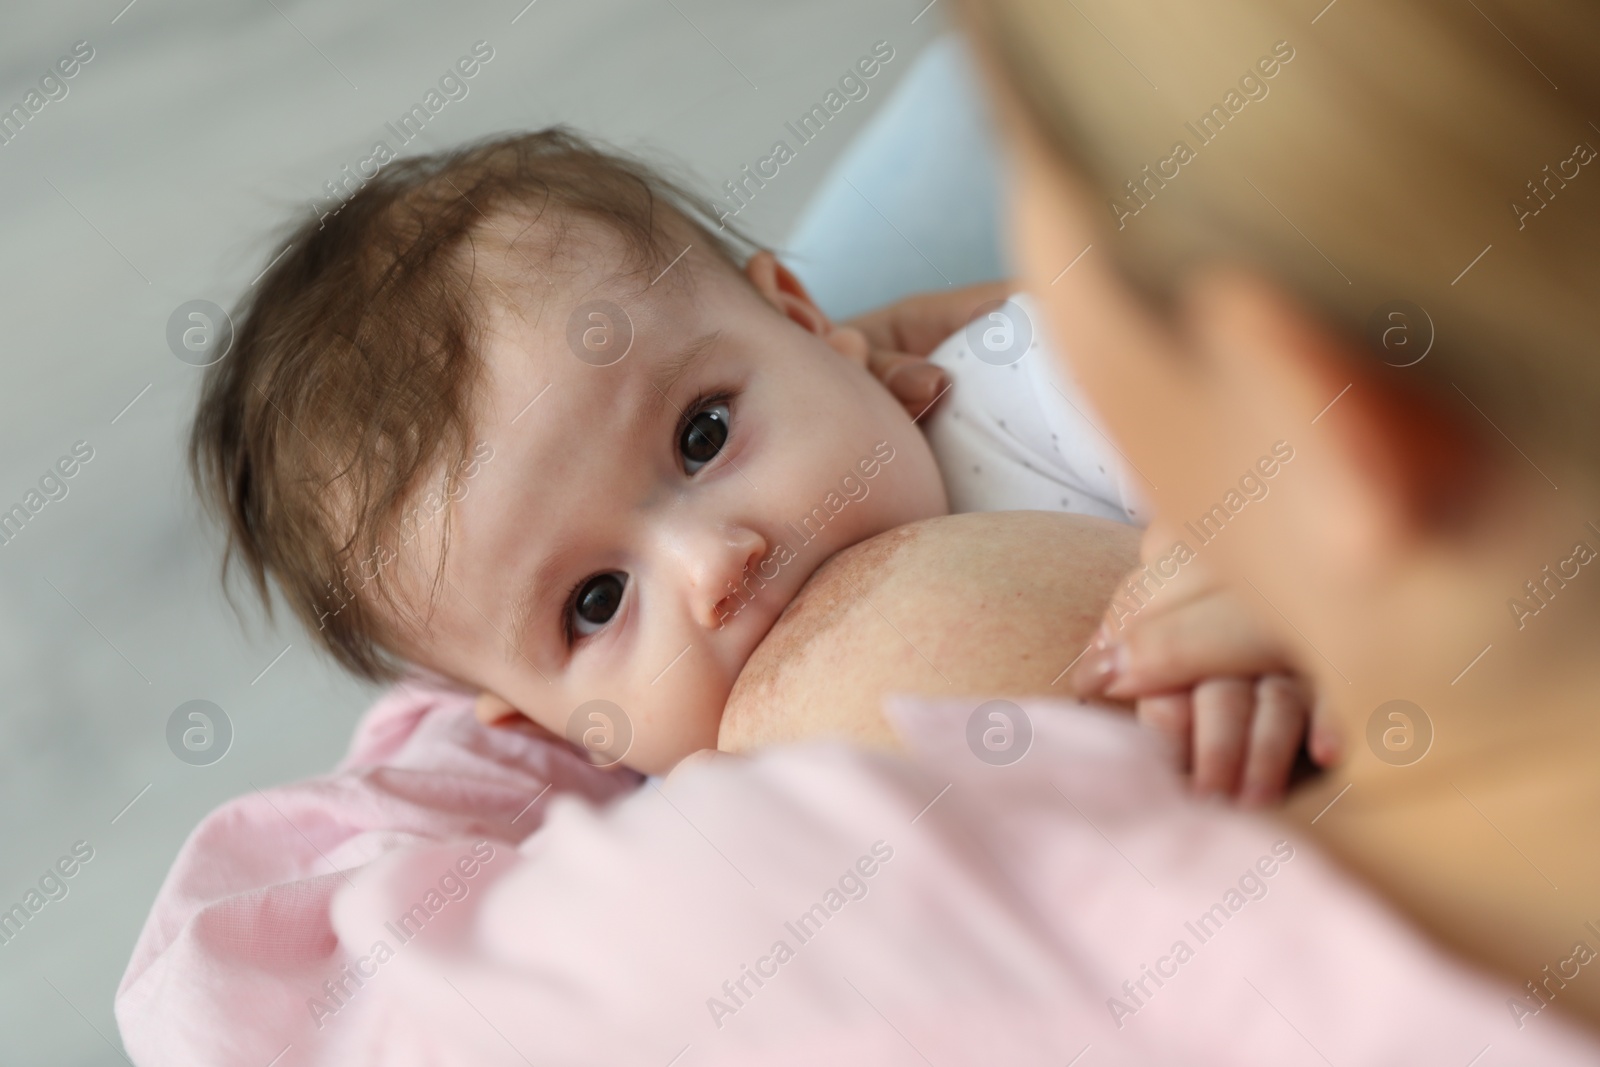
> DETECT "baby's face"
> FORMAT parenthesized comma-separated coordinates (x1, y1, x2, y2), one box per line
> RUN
(410, 229, 947, 774)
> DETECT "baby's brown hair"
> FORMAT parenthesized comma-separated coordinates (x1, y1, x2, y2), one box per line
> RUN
(190, 127, 755, 683)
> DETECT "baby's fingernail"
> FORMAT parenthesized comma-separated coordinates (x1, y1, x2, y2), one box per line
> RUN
(1099, 645, 1136, 696)
(1070, 643, 1123, 695)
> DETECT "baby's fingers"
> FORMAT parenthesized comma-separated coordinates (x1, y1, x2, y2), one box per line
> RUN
(1075, 593, 1288, 700)
(1135, 691, 1192, 772)
(828, 324, 949, 418)
(1191, 677, 1255, 796)
(1307, 689, 1343, 767)
(1239, 674, 1309, 807)
(876, 352, 949, 416)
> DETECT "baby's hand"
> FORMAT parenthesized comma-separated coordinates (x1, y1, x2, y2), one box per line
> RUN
(1124, 672, 1325, 807)
(841, 280, 1014, 418)
(824, 324, 947, 417)
(1067, 527, 1340, 805)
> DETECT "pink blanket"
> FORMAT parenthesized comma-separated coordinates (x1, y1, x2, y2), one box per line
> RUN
(117, 681, 1599, 1065)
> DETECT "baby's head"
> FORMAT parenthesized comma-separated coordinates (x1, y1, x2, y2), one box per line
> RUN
(192, 128, 948, 774)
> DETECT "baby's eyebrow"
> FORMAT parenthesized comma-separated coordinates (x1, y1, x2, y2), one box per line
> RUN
(505, 538, 583, 668)
(642, 331, 722, 419)
(505, 579, 539, 664)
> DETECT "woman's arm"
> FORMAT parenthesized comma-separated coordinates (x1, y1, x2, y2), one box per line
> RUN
(718, 510, 1140, 752)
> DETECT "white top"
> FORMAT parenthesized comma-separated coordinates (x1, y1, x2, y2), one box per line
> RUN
(922, 293, 1147, 526)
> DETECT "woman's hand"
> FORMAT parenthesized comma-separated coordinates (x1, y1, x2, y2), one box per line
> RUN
(839, 280, 1014, 418)
(1067, 523, 1342, 805)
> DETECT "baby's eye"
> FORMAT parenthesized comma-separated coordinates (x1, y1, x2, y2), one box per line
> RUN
(679, 401, 730, 474)
(570, 572, 626, 638)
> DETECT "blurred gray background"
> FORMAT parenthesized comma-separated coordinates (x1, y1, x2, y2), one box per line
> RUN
(0, 2, 943, 1061)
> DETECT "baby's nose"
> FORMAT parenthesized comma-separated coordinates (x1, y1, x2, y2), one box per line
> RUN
(687, 526, 769, 630)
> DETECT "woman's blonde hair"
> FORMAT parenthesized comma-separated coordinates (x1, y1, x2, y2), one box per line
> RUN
(965, 0, 1600, 465)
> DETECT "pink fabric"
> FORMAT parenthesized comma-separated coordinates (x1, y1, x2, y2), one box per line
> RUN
(114, 680, 639, 1066)
(118, 684, 1600, 1065)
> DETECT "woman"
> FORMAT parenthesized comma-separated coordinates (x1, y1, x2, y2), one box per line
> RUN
(731, 0, 1600, 1029)
(118, 5, 1600, 1060)
(956, 0, 1600, 1025)
(435, 4, 1600, 1053)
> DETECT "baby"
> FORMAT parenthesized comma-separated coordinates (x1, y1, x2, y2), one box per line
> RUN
(193, 127, 1317, 791)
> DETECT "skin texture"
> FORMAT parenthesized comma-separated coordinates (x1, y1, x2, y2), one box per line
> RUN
(396, 218, 949, 775)
(979, 49, 1600, 1027)
(719, 511, 1139, 752)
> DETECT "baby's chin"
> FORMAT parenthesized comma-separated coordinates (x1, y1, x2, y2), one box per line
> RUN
(622, 671, 749, 776)
(629, 714, 726, 777)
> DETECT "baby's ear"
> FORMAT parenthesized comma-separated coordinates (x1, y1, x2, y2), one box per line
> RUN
(744, 252, 871, 368)
(745, 251, 832, 337)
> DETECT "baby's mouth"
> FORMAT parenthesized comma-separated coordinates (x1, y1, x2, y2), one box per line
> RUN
(714, 562, 799, 642)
